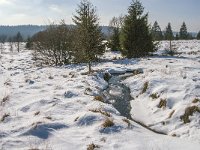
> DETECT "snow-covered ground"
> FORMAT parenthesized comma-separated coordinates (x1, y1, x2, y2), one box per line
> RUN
(0, 41, 200, 149)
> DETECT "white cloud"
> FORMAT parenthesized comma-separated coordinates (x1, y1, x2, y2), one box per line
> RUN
(49, 4, 63, 13)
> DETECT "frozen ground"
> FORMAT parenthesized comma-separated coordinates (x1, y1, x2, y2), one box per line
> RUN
(0, 41, 200, 149)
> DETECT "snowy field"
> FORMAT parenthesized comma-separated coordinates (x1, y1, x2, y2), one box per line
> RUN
(0, 40, 200, 149)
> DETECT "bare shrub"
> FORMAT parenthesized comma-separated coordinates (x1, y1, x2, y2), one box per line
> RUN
(180, 106, 200, 124)
(102, 118, 114, 128)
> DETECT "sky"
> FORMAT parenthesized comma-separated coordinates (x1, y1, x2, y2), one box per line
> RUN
(0, 0, 199, 32)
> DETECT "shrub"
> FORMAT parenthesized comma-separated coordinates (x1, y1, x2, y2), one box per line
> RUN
(180, 106, 200, 124)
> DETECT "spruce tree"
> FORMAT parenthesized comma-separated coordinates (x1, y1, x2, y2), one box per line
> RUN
(151, 21, 163, 41)
(15, 32, 23, 52)
(73, 0, 104, 73)
(120, 0, 155, 58)
(197, 31, 200, 40)
(164, 23, 173, 51)
(179, 22, 188, 40)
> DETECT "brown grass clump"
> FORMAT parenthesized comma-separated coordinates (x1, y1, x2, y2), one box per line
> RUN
(158, 99, 167, 108)
(87, 143, 100, 150)
(93, 96, 104, 103)
(180, 106, 200, 124)
(102, 118, 114, 128)
(0, 113, 10, 122)
(34, 111, 40, 116)
(192, 98, 200, 103)
(89, 109, 111, 117)
(141, 82, 149, 94)
(168, 110, 175, 119)
(150, 93, 159, 99)
(1, 95, 10, 105)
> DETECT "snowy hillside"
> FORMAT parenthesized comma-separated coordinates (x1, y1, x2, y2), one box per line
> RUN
(0, 41, 200, 149)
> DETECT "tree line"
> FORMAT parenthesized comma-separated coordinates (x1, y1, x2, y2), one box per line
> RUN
(12, 0, 200, 72)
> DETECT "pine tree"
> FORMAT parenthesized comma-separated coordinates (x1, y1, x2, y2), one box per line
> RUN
(164, 23, 173, 51)
(179, 22, 188, 40)
(73, 0, 104, 73)
(15, 32, 23, 52)
(151, 21, 163, 41)
(120, 0, 155, 58)
(197, 31, 200, 40)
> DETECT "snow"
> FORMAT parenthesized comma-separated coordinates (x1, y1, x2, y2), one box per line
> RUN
(0, 41, 200, 149)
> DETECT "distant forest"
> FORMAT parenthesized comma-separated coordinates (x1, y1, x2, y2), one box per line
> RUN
(0, 25, 197, 41)
(0, 25, 110, 41)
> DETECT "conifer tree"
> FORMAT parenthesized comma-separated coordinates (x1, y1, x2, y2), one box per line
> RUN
(73, 0, 104, 73)
(164, 23, 173, 51)
(196, 31, 200, 40)
(179, 22, 188, 40)
(151, 21, 163, 41)
(120, 0, 155, 58)
(15, 32, 23, 52)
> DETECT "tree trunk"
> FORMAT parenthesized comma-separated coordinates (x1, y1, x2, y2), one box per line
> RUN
(17, 42, 20, 52)
(170, 39, 172, 51)
(88, 62, 92, 73)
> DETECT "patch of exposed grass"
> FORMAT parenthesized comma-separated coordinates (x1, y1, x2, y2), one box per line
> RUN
(192, 98, 200, 103)
(34, 111, 40, 116)
(0, 113, 10, 122)
(158, 99, 167, 108)
(122, 118, 132, 128)
(168, 110, 175, 119)
(150, 93, 159, 99)
(89, 109, 111, 117)
(141, 81, 149, 94)
(4, 79, 11, 86)
(93, 96, 104, 103)
(87, 143, 100, 150)
(102, 118, 114, 128)
(180, 106, 200, 124)
(1, 95, 10, 105)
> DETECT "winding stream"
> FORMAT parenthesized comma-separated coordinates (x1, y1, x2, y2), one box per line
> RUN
(102, 72, 167, 135)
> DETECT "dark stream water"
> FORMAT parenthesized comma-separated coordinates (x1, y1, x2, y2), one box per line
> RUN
(102, 74, 133, 119)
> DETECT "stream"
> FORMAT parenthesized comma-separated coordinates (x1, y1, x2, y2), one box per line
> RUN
(102, 72, 167, 135)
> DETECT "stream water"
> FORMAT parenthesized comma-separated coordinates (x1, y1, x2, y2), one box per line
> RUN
(102, 73, 133, 119)
(102, 72, 167, 135)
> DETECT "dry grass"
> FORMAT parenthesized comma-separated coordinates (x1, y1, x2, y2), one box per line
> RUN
(192, 98, 200, 103)
(102, 118, 114, 128)
(141, 81, 149, 94)
(93, 96, 104, 103)
(158, 99, 167, 108)
(4, 79, 11, 86)
(122, 118, 132, 128)
(34, 111, 40, 116)
(1, 113, 10, 122)
(87, 143, 100, 150)
(180, 106, 200, 124)
(89, 109, 111, 117)
(1, 95, 10, 105)
(168, 110, 175, 119)
(150, 93, 159, 99)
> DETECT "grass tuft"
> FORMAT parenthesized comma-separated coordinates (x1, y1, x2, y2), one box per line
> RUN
(93, 96, 104, 103)
(87, 143, 100, 150)
(141, 81, 149, 94)
(192, 98, 200, 103)
(158, 99, 167, 108)
(150, 93, 159, 99)
(102, 118, 114, 128)
(180, 106, 200, 124)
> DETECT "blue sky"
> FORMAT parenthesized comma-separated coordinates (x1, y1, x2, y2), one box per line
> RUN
(0, 0, 199, 32)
